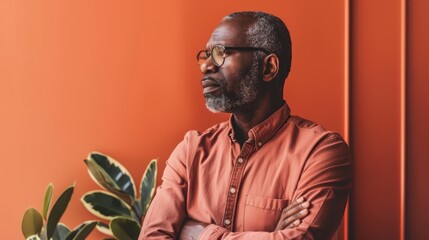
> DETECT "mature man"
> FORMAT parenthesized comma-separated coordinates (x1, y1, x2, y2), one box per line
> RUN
(139, 11, 352, 240)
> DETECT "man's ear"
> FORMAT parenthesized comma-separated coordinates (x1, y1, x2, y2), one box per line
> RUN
(262, 53, 279, 82)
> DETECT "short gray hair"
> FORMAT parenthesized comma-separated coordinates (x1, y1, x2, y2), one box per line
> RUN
(223, 11, 292, 80)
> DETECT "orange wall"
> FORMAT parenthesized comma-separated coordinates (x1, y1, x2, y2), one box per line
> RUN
(1, 1, 347, 239)
(2, 0, 427, 239)
(349, 0, 429, 239)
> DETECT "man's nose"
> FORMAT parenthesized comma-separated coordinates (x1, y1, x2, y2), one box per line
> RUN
(200, 56, 217, 74)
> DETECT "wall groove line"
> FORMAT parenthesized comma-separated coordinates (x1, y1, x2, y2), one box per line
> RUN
(343, 0, 350, 239)
(400, 0, 407, 239)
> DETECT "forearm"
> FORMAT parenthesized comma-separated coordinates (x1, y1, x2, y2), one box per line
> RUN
(199, 224, 315, 240)
(139, 157, 188, 239)
(180, 198, 311, 240)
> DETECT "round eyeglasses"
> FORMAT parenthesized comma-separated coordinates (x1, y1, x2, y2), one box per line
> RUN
(197, 44, 270, 67)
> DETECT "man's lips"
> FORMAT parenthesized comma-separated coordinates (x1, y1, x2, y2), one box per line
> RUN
(201, 78, 221, 94)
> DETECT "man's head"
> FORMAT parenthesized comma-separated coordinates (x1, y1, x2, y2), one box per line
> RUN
(198, 11, 292, 113)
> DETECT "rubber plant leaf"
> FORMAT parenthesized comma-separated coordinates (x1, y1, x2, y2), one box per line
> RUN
(140, 159, 157, 216)
(43, 183, 54, 220)
(96, 222, 113, 237)
(84, 159, 133, 206)
(110, 217, 141, 240)
(65, 221, 97, 240)
(25, 235, 42, 240)
(52, 223, 71, 240)
(22, 208, 43, 238)
(81, 190, 133, 220)
(85, 152, 136, 201)
(46, 184, 75, 240)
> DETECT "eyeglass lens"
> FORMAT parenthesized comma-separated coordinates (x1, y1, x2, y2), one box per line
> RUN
(197, 45, 225, 66)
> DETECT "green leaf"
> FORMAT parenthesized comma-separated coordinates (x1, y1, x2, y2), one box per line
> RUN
(85, 152, 136, 202)
(81, 191, 133, 220)
(96, 222, 113, 237)
(110, 217, 141, 240)
(43, 183, 54, 220)
(52, 223, 71, 240)
(84, 159, 134, 206)
(140, 159, 157, 216)
(66, 221, 97, 240)
(46, 184, 75, 240)
(25, 235, 41, 240)
(87, 152, 136, 198)
(22, 208, 43, 238)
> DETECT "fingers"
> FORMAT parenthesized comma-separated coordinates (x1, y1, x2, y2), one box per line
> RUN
(281, 197, 310, 220)
(285, 208, 309, 229)
(275, 197, 311, 231)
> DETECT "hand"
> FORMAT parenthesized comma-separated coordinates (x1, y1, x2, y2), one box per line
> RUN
(179, 219, 209, 240)
(275, 197, 310, 231)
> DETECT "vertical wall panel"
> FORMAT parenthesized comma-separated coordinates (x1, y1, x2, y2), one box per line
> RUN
(406, 0, 429, 239)
(349, 0, 403, 239)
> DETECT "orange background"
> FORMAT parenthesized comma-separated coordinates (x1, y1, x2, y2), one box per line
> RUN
(0, 1, 427, 239)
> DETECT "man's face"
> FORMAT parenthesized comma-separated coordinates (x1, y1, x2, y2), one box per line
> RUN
(200, 19, 263, 113)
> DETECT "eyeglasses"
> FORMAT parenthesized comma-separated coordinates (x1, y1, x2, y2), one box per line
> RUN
(197, 44, 270, 67)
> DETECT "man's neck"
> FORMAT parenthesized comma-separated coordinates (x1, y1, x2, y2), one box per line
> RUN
(232, 99, 285, 146)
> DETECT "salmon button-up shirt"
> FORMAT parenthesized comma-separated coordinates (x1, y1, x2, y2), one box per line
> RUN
(139, 103, 352, 240)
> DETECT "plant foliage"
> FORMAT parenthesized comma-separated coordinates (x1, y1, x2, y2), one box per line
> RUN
(22, 183, 97, 240)
(82, 152, 157, 240)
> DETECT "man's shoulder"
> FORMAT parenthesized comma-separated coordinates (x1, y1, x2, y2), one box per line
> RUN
(288, 115, 322, 130)
(286, 115, 346, 144)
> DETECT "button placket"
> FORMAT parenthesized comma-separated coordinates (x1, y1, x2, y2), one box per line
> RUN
(222, 142, 253, 231)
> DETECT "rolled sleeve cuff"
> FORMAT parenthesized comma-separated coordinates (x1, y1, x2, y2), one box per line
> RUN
(198, 224, 228, 240)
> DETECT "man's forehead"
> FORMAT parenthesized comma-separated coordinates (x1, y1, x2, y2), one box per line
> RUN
(206, 19, 251, 48)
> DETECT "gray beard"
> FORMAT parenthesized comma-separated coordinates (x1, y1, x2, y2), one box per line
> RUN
(205, 58, 261, 113)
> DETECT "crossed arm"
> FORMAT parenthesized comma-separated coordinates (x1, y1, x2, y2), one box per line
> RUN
(179, 198, 311, 240)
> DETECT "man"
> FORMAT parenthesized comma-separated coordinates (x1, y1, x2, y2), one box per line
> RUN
(139, 11, 352, 240)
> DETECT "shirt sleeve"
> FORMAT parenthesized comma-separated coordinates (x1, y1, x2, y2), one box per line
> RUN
(198, 132, 352, 240)
(138, 131, 199, 240)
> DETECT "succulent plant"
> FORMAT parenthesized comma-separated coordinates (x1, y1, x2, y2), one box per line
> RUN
(22, 183, 97, 240)
(81, 152, 157, 240)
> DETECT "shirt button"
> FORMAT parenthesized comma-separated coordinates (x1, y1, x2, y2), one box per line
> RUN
(237, 158, 244, 164)
(230, 187, 236, 194)
(224, 219, 231, 226)
(257, 141, 262, 147)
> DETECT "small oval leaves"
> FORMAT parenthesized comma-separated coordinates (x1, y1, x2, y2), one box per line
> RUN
(140, 159, 157, 216)
(86, 152, 136, 198)
(52, 223, 71, 240)
(66, 221, 97, 240)
(43, 183, 54, 220)
(46, 184, 75, 240)
(22, 208, 43, 238)
(110, 217, 141, 240)
(81, 191, 132, 220)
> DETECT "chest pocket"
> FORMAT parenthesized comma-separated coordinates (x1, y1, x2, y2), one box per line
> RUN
(243, 195, 289, 231)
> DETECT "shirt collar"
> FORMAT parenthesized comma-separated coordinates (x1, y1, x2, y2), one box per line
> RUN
(227, 101, 291, 149)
